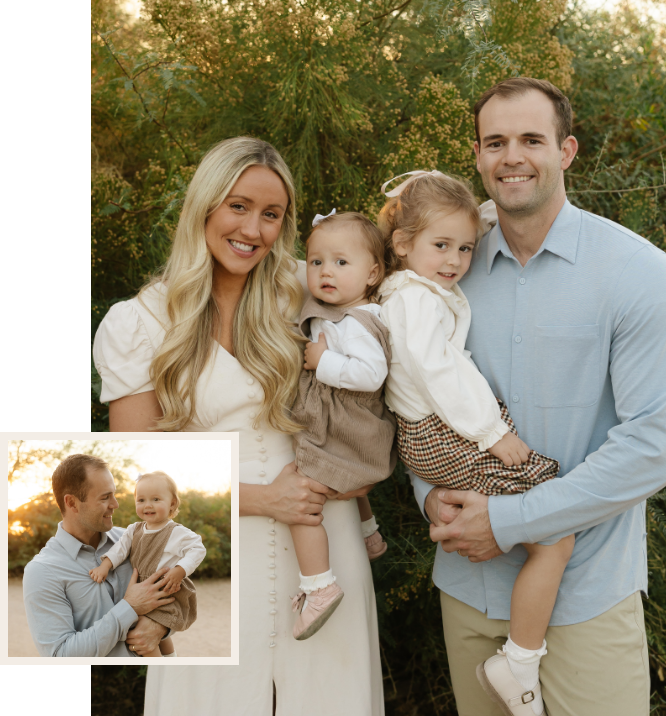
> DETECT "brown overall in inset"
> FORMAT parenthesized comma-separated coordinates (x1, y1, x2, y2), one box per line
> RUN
(131, 521, 197, 632)
(292, 296, 397, 493)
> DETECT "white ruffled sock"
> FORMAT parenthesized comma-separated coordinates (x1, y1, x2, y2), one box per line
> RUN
(361, 516, 379, 539)
(503, 635, 547, 715)
(299, 569, 336, 594)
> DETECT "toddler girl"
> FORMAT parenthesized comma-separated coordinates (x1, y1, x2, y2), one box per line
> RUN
(290, 210, 396, 640)
(89, 471, 206, 657)
(378, 171, 574, 716)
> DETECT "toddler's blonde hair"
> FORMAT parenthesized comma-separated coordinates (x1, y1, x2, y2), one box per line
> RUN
(135, 471, 181, 519)
(378, 173, 481, 278)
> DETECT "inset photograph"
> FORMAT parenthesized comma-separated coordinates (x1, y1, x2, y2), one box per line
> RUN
(5, 434, 237, 663)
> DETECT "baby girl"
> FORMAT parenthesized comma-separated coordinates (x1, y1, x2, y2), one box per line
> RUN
(289, 210, 396, 640)
(89, 471, 206, 657)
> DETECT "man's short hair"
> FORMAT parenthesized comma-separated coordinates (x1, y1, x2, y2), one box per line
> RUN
(52, 454, 109, 515)
(474, 77, 573, 148)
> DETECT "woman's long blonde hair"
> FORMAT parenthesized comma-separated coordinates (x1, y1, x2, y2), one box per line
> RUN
(142, 137, 303, 433)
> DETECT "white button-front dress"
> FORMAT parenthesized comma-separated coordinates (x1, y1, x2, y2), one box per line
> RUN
(93, 281, 384, 716)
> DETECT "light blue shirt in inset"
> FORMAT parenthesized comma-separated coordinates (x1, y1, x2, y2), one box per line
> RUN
(23, 523, 139, 656)
(412, 199, 666, 625)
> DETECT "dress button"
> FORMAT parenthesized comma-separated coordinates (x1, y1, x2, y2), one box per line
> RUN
(268, 518, 276, 524)
(249, 412, 257, 419)
(269, 574, 277, 580)
(270, 591, 277, 596)
(270, 609, 277, 615)
(259, 471, 266, 477)
(256, 435, 263, 442)
(270, 631, 277, 637)
(269, 540, 276, 545)
(269, 563, 276, 568)
(269, 530, 276, 536)
(260, 455, 268, 462)
(269, 552, 276, 558)
(261, 480, 268, 485)
(512, 395, 519, 403)
(247, 378, 254, 385)
(514, 336, 522, 343)
(269, 598, 276, 603)
(248, 391, 256, 398)
(260, 447, 267, 453)
(269, 642, 276, 648)
(519, 278, 526, 285)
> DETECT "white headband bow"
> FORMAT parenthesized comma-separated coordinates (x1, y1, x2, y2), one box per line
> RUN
(312, 208, 336, 227)
(381, 170, 448, 198)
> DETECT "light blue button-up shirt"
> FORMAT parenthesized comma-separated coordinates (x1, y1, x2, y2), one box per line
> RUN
(413, 199, 666, 625)
(23, 523, 139, 656)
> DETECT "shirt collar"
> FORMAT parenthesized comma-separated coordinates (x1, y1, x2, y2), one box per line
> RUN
(486, 199, 582, 274)
(55, 522, 114, 559)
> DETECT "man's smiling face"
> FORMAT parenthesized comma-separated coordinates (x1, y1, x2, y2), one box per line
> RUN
(474, 90, 574, 216)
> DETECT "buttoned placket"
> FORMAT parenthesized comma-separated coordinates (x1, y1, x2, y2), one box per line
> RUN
(509, 260, 531, 413)
(247, 376, 277, 648)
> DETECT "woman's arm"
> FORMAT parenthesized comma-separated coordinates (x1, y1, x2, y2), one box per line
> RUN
(240, 461, 337, 525)
(109, 391, 163, 432)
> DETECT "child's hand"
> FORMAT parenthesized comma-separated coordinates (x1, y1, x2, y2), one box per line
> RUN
(487, 432, 530, 467)
(159, 565, 186, 595)
(89, 558, 112, 584)
(304, 333, 328, 371)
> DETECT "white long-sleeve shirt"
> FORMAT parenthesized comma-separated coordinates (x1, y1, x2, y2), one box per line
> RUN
(310, 303, 388, 392)
(379, 270, 509, 451)
(104, 520, 206, 577)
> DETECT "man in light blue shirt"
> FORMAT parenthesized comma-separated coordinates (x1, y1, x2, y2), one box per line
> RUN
(23, 453, 175, 657)
(414, 78, 666, 716)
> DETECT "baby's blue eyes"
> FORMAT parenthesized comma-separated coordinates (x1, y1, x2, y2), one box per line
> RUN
(310, 259, 348, 266)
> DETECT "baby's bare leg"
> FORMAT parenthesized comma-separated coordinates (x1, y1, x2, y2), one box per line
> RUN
(289, 523, 330, 576)
(356, 495, 373, 522)
(159, 636, 175, 656)
(511, 534, 575, 648)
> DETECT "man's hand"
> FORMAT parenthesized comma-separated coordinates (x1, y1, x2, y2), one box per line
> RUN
(304, 333, 328, 371)
(126, 616, 168, 657)
(487, 432, 530, 466)
(262, 462, 338, 525)
(429, 489, 502, 562)
(160, 565, 186, 595)
(123, 567, 176, 615)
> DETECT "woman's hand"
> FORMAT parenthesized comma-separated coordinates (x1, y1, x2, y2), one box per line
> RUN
(240, 461, 338, 525)
(332, 484, 375, 501)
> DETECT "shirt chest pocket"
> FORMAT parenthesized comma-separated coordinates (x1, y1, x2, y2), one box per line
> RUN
(534, 325, 600, 408)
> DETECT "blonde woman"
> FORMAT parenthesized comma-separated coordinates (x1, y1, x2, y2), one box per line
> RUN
(93, 137, 383, 714)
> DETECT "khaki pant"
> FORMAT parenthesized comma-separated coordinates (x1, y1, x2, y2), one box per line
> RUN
(440, 590, 650, 716)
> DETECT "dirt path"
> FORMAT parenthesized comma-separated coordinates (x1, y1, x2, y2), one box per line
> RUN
(9, 577, 231, 657)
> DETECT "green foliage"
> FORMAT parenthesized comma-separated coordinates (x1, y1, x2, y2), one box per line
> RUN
(91, 665, 146, 716)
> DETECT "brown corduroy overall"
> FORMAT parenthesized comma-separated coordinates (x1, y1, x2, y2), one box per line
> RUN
(131, 522, 197, 632)
(292, 296, 397, 493)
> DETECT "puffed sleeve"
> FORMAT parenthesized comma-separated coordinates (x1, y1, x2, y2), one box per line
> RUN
(93, 300, 156, 403)
(387, 285, 509, 450)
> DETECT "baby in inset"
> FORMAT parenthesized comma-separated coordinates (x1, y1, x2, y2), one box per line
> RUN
(89, 471, 206, 657)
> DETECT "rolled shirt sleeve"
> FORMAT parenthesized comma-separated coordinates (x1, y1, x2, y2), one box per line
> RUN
(388, 285, 509, 450)
(489, 245, 666, 552)
(23, 561, 138, 657)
